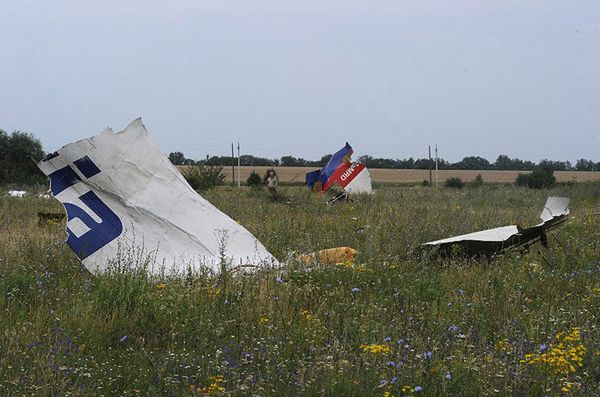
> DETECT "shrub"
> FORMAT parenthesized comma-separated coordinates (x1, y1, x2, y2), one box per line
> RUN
(468, 174, 484, 188)
(515, 173, 530, 187)
(421, 179, 430, 187)
(445, 177, 464, 189)
(247, 171, 262, 187)
(182, 164, 225, 191)
(516, 165, 555, 189)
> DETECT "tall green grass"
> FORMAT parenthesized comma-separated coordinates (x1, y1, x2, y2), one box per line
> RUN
(1, 184, 599, 396)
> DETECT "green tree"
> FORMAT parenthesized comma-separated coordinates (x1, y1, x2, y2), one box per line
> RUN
(168, 151, 186, 165)
(280, 156, 308, 167)
(239, 154, 278, 167)
(575, 158, 597, 171)
(0, 129, 45, 185)
(494, 155, 536, 170)
(453, 156, 492, 170)
(318, 154, 333, 166)
(538, 159, 572, 171)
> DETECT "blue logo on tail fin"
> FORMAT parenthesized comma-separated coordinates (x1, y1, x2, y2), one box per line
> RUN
(48, 155, 123, 260)
(64, 191, 123, 260)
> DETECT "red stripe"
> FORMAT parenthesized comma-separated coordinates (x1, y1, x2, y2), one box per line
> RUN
(323, 162, 367, 191)
(322, 163, 350, 192)
(338, 163, 365, 188)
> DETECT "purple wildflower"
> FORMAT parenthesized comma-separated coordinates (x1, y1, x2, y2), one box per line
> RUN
(414, 386, 423, 393)
(27, 341, 42, 349)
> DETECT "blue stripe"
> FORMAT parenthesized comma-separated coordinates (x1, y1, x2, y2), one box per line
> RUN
(48, 166, 81, 195)
(73, 155, 101, 178)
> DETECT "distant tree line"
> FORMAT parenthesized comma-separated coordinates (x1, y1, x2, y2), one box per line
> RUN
(168, 151, 600, 172)
(169, 152, 333, 168)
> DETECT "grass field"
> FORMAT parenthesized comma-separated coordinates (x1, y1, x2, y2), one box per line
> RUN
(192, 166, 600, 184)
(1, 183, 599, 396)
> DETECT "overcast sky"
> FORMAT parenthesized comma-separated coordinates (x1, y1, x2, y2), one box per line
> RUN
(1, 1, 599, 162)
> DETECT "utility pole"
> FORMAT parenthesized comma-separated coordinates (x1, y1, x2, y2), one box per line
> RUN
(237, 141, 241, 188)
(231, 142, 235, 185)
(428, 145, 432, 186)
(435, 144, 439, 187)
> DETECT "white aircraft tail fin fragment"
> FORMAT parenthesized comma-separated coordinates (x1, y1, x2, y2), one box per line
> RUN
(38, 118, 278, 274)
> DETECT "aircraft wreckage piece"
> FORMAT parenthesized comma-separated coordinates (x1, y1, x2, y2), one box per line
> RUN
(306, 143, 373, 196)
(38, 118, 278, 274)
(423, 197, 570, 256)
(298, 246, 358, 265)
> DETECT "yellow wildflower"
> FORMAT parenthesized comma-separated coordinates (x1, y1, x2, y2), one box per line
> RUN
(208, 287, 221, 299)
(520, 328, 586, 375)
(156, 283, 166, 290)
(561, 382, 573, 393)
(259, 316, 270, 326)
(335, 261, 369, 272)
(200, 375, 225, 394)
(336, 261, 354, 269)
(496, 339, 510, 352)
(360, 344, 391, 354)
(355, 264, 368, 272)
(302, 310, 313, 321)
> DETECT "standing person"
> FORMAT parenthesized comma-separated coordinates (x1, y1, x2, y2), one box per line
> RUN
(266, 170, 278, 193)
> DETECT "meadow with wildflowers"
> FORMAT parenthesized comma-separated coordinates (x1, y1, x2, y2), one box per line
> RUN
(1, 183, 599, 396)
